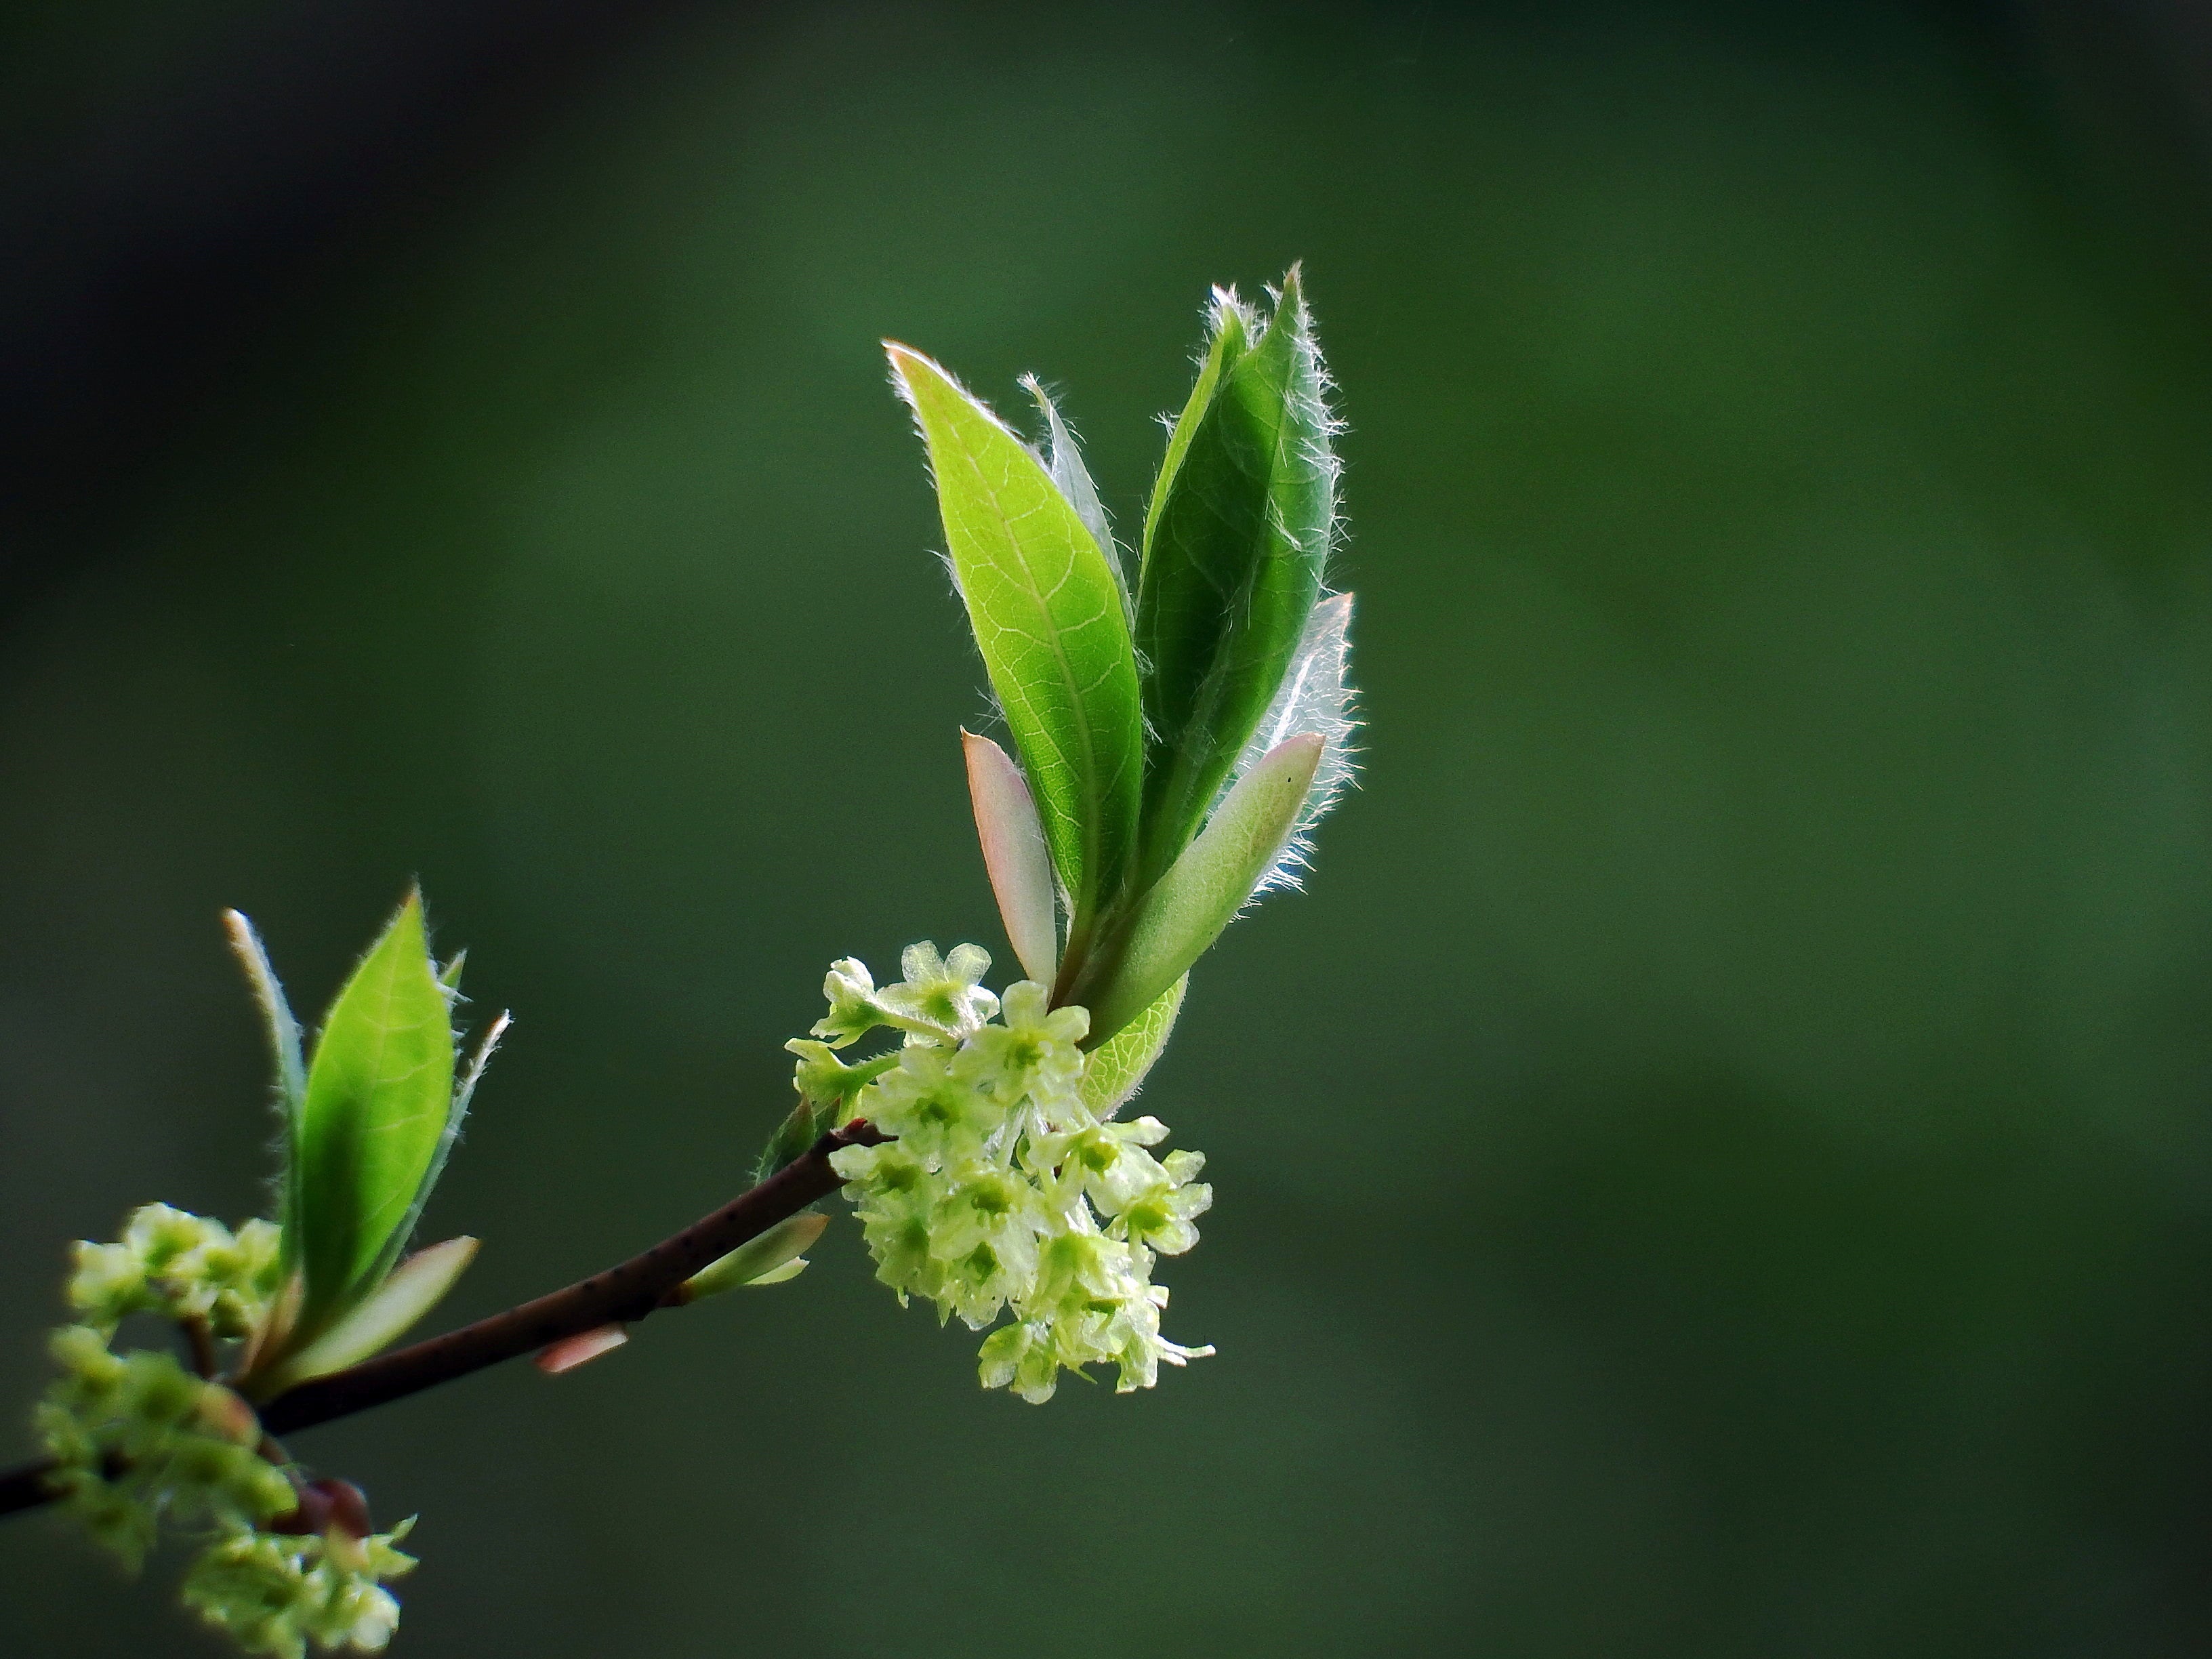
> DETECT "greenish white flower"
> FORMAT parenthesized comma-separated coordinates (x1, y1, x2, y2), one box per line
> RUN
(1111, 1146, 1212, 1256)
(811, 943, 1212, 1402)
(865, 1044, 1008, 1167)
(68, 1204, 283, 1340)
(928, 1161, 1046, 1329)
(836, 1142, 946, 1307)
(182, 1517, 417, 1659)
(975, 1321, 1063, 1405)
(874, 941, 1000, 1042)
(811, 958, 888, 1048)
(1027, 1115, 1169, 1213)
(37, 1325, 295, 1573)
(783, 1039, 895, 1114)
(40, 1206, 424, 1657)
(956, 979, 1087, 1106)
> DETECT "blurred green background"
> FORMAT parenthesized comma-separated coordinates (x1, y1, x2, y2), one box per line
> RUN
(3, 2, 2210, 1654)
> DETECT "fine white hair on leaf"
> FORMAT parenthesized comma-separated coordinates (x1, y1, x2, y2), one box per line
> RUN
(1225, 590, 1359, 896)
(1210, 283, 1260, 348)
(1021, 373, 1128, 621)
(1153, 284, 1261, 442)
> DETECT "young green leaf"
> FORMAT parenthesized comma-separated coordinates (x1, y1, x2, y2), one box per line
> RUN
(741, 1257, 811, 1286)
(962, 729, 1059, 985)
(1224, 590, 1358, 889)
(1134, 271, 1335, 884)
(1023, 375, 1125, 617)
(251, 1236, 478, 1394)
(1088, 734, 1324, 1044)
(223, 910, 308, 1119)
(887, 344, 1145, 940)
(1078, 973, 1186, 1115)
(223, 909, 308, 1265)
(372, 1010, 506, 1300)
(1142, 288, 1254, 570)
(291, 893, 457, 1338)
(674, 1212, 830, 1304)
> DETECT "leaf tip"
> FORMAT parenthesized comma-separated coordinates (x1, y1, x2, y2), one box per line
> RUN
(882, 339, 933, 388)
(417, 1233, 480, 1271)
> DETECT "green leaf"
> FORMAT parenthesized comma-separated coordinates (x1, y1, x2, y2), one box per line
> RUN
(1079, 974, 1186, 1115)
(1218, 590, 1359, 899)
(252, 1236, 478, 1394)
(963, 729, 1059, 984)
(676, 1213, 830, 1303)
(1134, 271, 1335, 884)
(1141, 287, 1252, 575)
(377, 1009, 505, 1296)
(223, 909, 308, 1262)
(741, 1256, 811, 1287)
(888, 344, 1145, 938)
(1023, 375, 1126, 617)
(1088, 734, 1323, 1044)
(292, 892, 457, 1338)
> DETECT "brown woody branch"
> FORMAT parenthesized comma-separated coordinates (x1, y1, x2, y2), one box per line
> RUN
(0, 1121, 882, 1520)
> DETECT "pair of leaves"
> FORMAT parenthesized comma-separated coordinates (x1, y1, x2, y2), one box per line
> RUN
(226, 895, 501, 1393)
(1134, 274, 1336, 886)
(893, 271, 1351, 1050)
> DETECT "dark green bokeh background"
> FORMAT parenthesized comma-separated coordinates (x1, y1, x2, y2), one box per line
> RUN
(5, 3, 2211, 1654)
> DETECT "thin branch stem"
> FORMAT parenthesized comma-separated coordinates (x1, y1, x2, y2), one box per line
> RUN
(0, 1121, 882, 1521)
(181, 1315, 219, 1381)
(0, 1460, 54, 1517)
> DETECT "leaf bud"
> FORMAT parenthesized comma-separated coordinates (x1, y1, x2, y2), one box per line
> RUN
(533, 1322, 629, 1375)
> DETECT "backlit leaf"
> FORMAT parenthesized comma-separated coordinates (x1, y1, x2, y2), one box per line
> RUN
(292, 892, 456, 1338)
(223, 909, 308, 1270)
(1134, 272, 1335, 885)
(888, 344, 1145, 936)
(1142, 287, 1253, 569)
(374, 1010, 505, 1296)
(678, 1213, 830, 1303)
(1079, 974, 1185, 1111)
(1089, 735, 1323, 1043)
(1024, 375, 1126, 617)
(1225, 590, 1358, 892)
(255, 1236, 478, 1393)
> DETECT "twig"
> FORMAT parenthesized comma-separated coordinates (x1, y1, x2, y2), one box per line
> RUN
(0, 1121, 882, 1520)
(181, 1315, 219, 1381)
(0, 1460, 54, 1517)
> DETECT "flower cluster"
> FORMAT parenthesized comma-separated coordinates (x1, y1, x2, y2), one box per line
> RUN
(804, 943, 1214, 1402)
(183, 1509, 417, 1659)
(67, 1202, 283, 1340)
(37, 1324, 295, 1570)
(39, 1207, 417, 1658)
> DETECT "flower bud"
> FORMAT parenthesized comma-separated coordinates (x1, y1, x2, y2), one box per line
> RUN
(314, 1477, 373, 1541)
(194, 1385, 260, 1447)
(270, 1481, 333, 1537)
